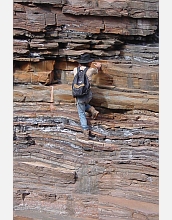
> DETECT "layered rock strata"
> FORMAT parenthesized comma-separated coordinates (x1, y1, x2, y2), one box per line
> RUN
(13, 0, 159, 219)
(13, 102, 158, 219)
(13, 0, 159, 87)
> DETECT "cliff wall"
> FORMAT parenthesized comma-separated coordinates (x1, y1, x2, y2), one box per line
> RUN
(13, 0, 159, 219)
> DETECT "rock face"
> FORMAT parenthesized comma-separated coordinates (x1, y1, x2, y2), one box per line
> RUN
(13, 0, 159, 219)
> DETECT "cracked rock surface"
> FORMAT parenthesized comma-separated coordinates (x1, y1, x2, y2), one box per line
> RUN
(13, 102, 158, 220)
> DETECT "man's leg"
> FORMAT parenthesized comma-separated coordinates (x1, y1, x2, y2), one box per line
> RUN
(85, 104, 91, 112)
(87, 106, 99, 119)
(77, 102, 88, 130)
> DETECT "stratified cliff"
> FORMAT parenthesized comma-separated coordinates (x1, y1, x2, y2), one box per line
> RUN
(13, 0, 159, 219)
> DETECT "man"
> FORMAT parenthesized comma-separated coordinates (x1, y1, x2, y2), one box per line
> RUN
(73, 53, 102, 139)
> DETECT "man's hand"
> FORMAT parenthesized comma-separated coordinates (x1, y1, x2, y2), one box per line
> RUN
(93, 62, 102, 70)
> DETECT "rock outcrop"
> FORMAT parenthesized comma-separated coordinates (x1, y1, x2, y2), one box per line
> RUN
(13, 0, 159, 219)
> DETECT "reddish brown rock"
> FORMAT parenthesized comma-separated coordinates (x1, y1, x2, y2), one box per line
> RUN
(13, 0, 159, 219)
(13, 102, 159, 219)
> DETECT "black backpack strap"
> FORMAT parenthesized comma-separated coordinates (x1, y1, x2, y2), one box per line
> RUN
(77, 66, 89, 74)
(77, 66, 80, 73)
(82, 67, 89, 75)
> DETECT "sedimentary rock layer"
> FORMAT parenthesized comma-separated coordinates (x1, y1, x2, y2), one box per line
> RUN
(13, 102, 159, 219)
(13, 83, 158, 112)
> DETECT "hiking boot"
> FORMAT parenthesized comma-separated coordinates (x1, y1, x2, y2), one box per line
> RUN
(83, 129, 90, 139)
(88, 106, 99, 119)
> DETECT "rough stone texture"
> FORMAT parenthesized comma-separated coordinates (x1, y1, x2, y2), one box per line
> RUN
(13, 102, 158, 219)
(13, 0, 159, 219)
(13, 84, 158, 112)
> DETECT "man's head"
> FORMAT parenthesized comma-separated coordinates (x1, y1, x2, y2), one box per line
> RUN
(76, 53, 95, 64)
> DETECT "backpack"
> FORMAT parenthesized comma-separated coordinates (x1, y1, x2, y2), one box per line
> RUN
(72, 67, 90, 98)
